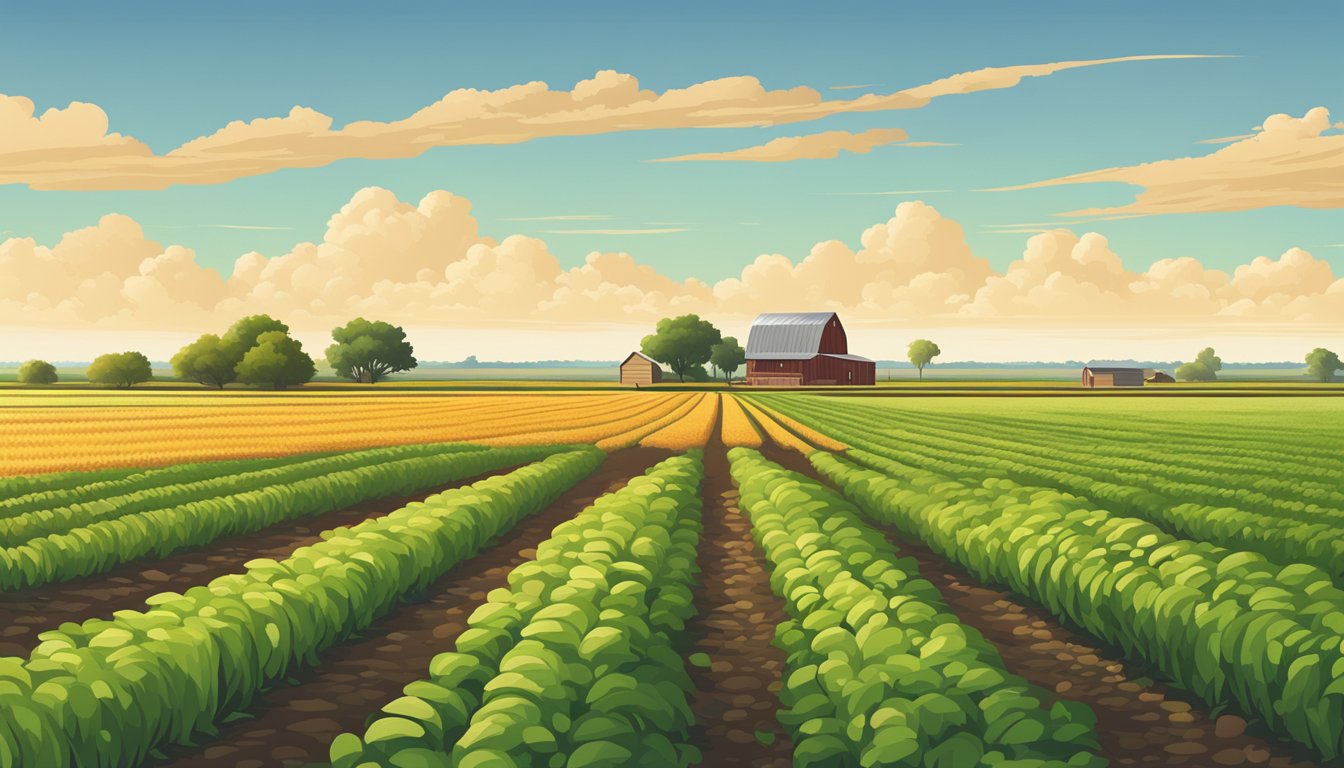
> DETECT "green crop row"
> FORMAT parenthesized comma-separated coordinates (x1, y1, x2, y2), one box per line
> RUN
(0, 455, 306, 518)
(330, 451, 704, 768)
(727, 447, 1103, 768)
(760, 395, 1344, 518)
(0, 448, 603, 767)
(0, 444, 564, 591)
(0, 465, 148, 506)
(760, 396, 1344, 577)
(0, 442, 482, 546)
(329, 450, 704, 768)
(814, 449, 1344, 761)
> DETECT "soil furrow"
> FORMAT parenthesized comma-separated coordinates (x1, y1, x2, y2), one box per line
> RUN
(684, 442, 792, 766)
(149, 446, 670, 768)
(759, 444, 1319, 768)
(0, 463, 531, 656)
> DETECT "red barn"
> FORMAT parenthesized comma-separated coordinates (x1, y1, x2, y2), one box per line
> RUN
(744, 312, 875, 386)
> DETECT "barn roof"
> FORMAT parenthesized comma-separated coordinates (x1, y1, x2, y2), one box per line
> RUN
(745, 312, 837, 359)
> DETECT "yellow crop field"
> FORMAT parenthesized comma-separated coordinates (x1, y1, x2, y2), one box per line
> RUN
(640, 393, 721, 449)
(719, 393, 763, 448)
(0, 392, 696, 475)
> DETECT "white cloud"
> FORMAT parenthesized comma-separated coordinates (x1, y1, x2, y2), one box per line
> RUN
(997, 107, 1344, 215)
(3, 187, 1340, 362)
(651, 128, 911, 163)
(0, 56, 1219, 190)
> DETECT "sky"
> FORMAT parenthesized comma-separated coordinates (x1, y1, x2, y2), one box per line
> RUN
(1, 1, 1341, 362)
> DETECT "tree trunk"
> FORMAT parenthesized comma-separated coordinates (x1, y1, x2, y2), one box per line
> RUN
(918, 366, 923, 381)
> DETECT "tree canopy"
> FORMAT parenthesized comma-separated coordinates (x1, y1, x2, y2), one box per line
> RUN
(223, 314, 289, 356)
(709, 337, 746, 386)
(325, 318, 418, 383)
(17, 360, 58, 385)
(170, 334, 237, 389)
(1306, 347, 1342, 382)
(641, 314, 722, 383)
(1176, 346, 1222, 382)
(87, 352, 152, 389)
(907, 339, 941, 380)
(235, 331, 316, 389)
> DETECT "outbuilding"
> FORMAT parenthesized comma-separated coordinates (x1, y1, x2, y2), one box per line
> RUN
(619, 351, 664, 386)
(1081, 366, 1145, 388)
(745, 312, 875, 386)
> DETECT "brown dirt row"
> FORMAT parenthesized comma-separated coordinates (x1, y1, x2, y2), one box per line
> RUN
(756, 443, 1319, 768)
(151, 446, 671, 768)
(684, 442, 793, 767)
(0, 464, 532, 657)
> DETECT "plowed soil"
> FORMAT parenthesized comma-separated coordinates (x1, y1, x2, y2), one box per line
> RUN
(684, 442, 793, 766)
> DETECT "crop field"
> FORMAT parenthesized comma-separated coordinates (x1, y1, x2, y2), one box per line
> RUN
(0, 390, 1341, 767)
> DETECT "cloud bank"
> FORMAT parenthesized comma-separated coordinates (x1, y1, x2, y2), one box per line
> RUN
(998, 107, 1344, 215)
(0, 55, 1216, 190)
(3, 187, 1340, 353)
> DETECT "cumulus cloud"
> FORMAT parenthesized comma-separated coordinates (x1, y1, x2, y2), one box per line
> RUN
(0, 55, 1217, 190)
(651, 128, 911, 163)
(3, 188, 1340, 348)
(997, 107, 1344, 215)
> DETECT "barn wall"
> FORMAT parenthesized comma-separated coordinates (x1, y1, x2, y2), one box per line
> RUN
(817, 317, 848, 354)
(748, 356, 874, 385)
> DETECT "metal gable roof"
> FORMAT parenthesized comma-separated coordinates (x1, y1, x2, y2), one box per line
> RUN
(745, 312, 837, 359)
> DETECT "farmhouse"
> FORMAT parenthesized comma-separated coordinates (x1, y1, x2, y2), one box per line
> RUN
(619, 351, 664, 386)
(745, 312, 875, 386)
(1081, 366, 1145, 388)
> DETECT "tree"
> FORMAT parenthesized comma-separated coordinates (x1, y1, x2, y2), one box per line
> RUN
(235, 331, 316, 389)
(223, 314, 289, 359)
(170, 334, 238, 389)
(907, 339, 941, 381)
(87, 352, 152, 389)
(17, 360, 58, 385)
(709, 337, 746, 386)
(1177, 346, 1222, 382)
(325, 318, 418, 383)
(640, 314, 722, 383)
(1306, 347, 1342, 382)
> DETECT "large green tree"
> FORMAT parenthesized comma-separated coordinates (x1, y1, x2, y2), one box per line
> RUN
(325, 318, 418, 383)
(235, 331, 316, 389)
(17, 360, 58, 385)
(87, 352, 153, 389)
(1176, 346, 1223, 382)
(641, 314, 722, 383)
(1306, 347, 1342, 382)
(907, 339, 941, 381)
(170, 334, 237, 389)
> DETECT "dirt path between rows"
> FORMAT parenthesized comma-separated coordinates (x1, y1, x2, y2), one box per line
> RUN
(151, 446, 670, 768)
(0, 463, 532, 657)
(684, 442, 793, 767)
(757, 442, 1319, 768)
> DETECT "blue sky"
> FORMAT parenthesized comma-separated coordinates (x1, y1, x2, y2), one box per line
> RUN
(2, 0, 1340, 282)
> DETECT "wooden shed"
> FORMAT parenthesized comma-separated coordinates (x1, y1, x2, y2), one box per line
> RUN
(744, 312, 875, 386)
(619, 352, 664, 386)
(1081, 366, 1145, 388)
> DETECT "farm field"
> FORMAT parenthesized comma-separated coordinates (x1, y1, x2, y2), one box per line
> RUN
(0, 391, 1340, 767)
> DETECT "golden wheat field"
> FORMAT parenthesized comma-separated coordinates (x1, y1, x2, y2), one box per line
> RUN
(0, 390, 830, 475)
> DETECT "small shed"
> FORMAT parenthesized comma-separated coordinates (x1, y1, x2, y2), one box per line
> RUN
(619, 352, 664, 386)
(1081, 366, 1145, 388)
(1146, 371, 1175, 383)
